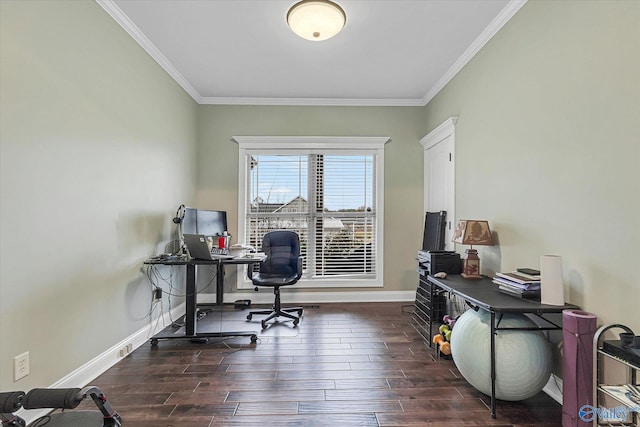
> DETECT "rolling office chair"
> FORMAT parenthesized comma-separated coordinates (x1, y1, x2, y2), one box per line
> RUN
(246, 230, 304, 329)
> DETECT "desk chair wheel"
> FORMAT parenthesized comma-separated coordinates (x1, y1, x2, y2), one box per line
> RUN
(246, 313, 253, 321)
(293, 318, 300, 327)
(261, 320, 268, 329)
(250, 334, 258, 343)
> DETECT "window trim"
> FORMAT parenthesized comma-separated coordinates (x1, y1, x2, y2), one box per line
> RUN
(233, 136, 389, 289)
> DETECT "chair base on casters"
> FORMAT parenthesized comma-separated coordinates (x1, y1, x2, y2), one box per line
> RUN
(246, 286, 303, 329)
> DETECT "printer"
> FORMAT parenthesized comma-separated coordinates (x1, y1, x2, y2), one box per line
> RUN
(417, 250, 462, 276)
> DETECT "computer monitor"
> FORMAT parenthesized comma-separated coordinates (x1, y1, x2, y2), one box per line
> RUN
(181, 207, 198, 235)
(422, 211, 446, 251)
(197, 209, 227, 237)
(182, 208, 227, 237)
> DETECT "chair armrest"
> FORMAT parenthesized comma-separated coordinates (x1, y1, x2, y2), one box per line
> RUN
(296, 256, 304, 280)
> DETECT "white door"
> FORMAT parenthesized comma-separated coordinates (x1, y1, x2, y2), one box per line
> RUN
(421, 118, 456, 250)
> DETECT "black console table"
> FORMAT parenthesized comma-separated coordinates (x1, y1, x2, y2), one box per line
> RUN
(427, 274, 579, 419)
(144, 256, 264, 345)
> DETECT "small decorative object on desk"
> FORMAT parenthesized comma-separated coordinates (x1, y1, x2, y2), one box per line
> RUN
(208, 233, 231, 255)
(452, 219, 494, 279)
(540, 255, 565, 305)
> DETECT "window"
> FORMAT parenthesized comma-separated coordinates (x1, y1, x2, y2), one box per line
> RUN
(234, 136, 389, 288)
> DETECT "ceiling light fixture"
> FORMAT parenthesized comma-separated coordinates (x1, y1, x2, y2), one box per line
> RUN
(287, 0, 346, 41)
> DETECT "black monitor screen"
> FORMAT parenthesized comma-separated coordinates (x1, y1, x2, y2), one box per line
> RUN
(181, 208, 227, 236)
(197, 209, 227, 237)
(422, 211, 446, 251)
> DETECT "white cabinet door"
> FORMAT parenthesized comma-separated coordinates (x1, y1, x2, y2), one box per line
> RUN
(421, 118, 456, 250)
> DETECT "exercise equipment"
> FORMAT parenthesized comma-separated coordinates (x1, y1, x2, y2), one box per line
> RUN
(450, 308, 553, 401)
(0, 386, 121, 427)
(561, 309, 597, 427)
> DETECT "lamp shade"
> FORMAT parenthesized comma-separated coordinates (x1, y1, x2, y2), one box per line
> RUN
(452, 220, 494, 246)
(287, 0, 346, 41)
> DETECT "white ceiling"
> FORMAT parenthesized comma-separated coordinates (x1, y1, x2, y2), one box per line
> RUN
(99, 0, 524, 106)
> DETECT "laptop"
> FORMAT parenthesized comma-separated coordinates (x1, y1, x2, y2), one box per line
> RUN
(183, 234, 234, 260)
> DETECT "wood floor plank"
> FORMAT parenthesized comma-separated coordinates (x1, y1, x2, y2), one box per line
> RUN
(80, 302, 561, 426)
(326, 386, 468, 401)
(195, 379, 335, 392)
(212, 413, 379, 426)
(275, 368, 406, 380)
(334, 378, 391, 389)
(226, 389, 325, 402)
(298, 399, 403, 414)
(291, 354, 372, 363)
(226, 361, 351, 372)
(234, 401, 298, 416)
(165, 391, 230, 404)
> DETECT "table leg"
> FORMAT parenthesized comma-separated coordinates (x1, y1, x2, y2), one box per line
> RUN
(216, 260, 224, 305)
(490, 311, 497, 419)
(185, 264, 197, 336)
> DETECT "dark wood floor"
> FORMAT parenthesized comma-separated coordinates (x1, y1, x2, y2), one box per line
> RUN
(87, 302, 562, 426)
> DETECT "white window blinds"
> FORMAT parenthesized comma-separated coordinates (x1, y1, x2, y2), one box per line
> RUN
(245, 153, 376, 279)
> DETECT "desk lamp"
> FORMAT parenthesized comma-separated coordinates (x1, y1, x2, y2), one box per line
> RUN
(452, 220, 494, 279)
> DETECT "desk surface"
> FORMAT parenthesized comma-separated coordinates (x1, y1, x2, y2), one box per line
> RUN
(427, 274, 578, 313)
(144, 254, 265, 266)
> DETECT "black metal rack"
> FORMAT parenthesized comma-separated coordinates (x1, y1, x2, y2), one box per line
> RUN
(593, 324, 639, 426)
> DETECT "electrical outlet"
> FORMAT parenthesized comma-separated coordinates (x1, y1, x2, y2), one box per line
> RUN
(153, 287, 162, 301)
(14, 351, 29, 381)
(118, 343, 134, 358)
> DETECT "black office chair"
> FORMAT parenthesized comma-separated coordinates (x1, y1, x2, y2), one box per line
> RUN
(246, 230, 304, 329)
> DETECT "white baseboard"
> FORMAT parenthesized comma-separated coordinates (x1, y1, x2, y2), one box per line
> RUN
(198, 290, 416, 305)
(15, 302, 186, 425)
(543, 373, 563, 405)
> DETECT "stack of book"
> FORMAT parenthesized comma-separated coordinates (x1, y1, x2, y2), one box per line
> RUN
(493, 268, 541, 299)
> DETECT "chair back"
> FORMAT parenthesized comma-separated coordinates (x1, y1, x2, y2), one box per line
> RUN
(260, 231, 300, 276)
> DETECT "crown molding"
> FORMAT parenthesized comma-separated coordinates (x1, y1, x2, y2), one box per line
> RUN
(96, 0, 202, 103)
(199, 96, 425, 107)
(98, 0, 525, 107)
(421, 0, 527, 105)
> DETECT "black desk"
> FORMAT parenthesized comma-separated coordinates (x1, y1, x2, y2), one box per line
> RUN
(144, 256, 264, 345)
(427, 274, 578, 419)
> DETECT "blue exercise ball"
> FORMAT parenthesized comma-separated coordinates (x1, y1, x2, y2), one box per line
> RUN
(450, 309, 552, 401)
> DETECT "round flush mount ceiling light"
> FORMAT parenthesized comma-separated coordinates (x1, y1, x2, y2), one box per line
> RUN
(287, 0, 346, 41)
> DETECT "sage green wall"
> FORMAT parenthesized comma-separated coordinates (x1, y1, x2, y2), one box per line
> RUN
(3, 0, 636, 397)
(195, 105, 425, 293)
(0, 0, 197, 391)
(422, 0, 640, 333)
